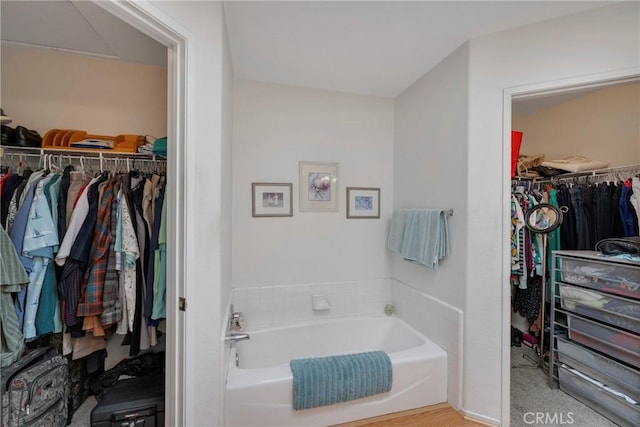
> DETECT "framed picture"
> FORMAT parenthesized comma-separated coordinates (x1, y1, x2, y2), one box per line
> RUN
(252, 183, 293, 217)
(299, 161, 339, 212)
(346, 187, 380, 219)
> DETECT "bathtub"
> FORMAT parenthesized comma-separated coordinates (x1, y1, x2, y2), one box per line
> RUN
(225, 316, 447, 427)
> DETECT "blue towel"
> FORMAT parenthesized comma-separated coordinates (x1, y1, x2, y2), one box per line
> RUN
(387, 209, 412, 253)
(387, 208, 450, 269)
(290, 350, 392, 410)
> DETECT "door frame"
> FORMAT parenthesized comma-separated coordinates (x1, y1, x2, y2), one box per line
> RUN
(501, 67, 640, 425)
(92, 1, 193, 425)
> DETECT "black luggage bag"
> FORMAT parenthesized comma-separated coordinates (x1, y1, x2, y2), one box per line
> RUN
(90, 373, 164, 427)
(1, 346, 69, 427)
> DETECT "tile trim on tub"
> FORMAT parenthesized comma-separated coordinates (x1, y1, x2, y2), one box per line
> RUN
(232, 278, 393, 330)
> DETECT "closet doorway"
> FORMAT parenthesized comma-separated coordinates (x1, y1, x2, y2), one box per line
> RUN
(98, 3, 189, 425)
(503, 70, 640, 426)
(1, 1, 191, 425)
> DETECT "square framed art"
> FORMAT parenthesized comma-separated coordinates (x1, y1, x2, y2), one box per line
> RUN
(299, 161, 339, 212)
(252, 183, 293, 217)
(346, 187, 380, 218)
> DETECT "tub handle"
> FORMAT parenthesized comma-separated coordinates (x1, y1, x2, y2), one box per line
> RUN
(229, 304, 246, 332)
(231, 312, 246, 331)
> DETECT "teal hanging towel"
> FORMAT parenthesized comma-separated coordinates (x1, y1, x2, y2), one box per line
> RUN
(387, 208, 451, 269)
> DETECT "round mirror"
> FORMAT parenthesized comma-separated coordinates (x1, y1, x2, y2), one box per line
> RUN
(524, 203, 563, 234)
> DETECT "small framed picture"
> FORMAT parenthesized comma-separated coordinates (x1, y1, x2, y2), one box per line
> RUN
(346, 187, 380, 219)
(299, 161, 339, 212)
(252, 183, 293, 217)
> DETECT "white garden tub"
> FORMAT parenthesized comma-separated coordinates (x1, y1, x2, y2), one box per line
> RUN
(225, 316, 447, 427)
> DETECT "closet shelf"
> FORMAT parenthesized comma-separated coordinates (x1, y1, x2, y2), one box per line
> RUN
(41, 129, 145, 153)
(513, 163, 640, 184)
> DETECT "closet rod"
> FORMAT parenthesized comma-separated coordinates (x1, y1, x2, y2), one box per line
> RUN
(1, 150, 165, 173)
(531, 163, 640, 184)
(0, 146, 162, 160)
(0, 148, 164, 163)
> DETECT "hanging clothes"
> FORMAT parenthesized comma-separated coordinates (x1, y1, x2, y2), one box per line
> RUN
(20, 174, 59, 340)
(0, 225, 29, 367)
(151, 192, 167, 321)
(0, 150, 167, 372)
(116, 185, 140, 335)
(100, 180, 121, 328)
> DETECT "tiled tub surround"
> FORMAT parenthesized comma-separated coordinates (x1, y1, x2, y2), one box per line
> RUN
(390, 279, 463, 410)
(231, 278, 393, 330)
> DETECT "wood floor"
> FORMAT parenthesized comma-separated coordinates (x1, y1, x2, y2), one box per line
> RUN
(333, 403, 488, 427)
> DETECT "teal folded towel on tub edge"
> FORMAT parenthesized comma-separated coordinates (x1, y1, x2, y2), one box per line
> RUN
(290, 350, 393, 410)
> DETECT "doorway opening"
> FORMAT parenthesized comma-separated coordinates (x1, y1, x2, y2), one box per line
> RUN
(94, 2, 191, 425)
(502, 70, 640, 426)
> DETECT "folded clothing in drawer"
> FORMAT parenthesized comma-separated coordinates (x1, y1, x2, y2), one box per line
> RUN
(557, 337, 640, 399)
(568, 314, 640, 368)
(559, 364, 640, 427)
(560, 284, 640, 334)
(559, 257, 640, 299)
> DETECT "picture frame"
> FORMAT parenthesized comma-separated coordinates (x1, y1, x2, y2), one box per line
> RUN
(346, 187, 380, 219)
(252, 183, 293, 217)
(299, 161, 339, 212)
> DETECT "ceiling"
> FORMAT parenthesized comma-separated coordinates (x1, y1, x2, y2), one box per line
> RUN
(0, 0, 167, 66)
(1, 0, 620, 100)
(223, 1, 616, 97)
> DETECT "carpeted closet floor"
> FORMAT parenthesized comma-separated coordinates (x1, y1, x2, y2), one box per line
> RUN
(511, 345, 618, 427)
(69, 396, 96, 426)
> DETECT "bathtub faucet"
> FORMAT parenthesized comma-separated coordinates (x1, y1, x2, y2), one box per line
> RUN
(225, 333, 250, 343)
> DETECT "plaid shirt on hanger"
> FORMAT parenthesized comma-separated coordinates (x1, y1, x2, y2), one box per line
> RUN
(100, 179, 122, 327)
(77, 178, 115, 318)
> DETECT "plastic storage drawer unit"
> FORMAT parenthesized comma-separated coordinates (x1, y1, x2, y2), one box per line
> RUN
(557, 337, 640, 399)
(560, 283, 640, 334)
(568, 314, 640, 368)
(559, 257, 640, 299)
(91, 374, 164, 427)
(559, 365, 640, 427)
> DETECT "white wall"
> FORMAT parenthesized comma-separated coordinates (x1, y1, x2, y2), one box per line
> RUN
(391, 43, 469, 412)
(232, 80, 394, 287)
(393, 42, 469, 311)
(513, 82, 640, 167)
(0, 44, 167, 138)
(465, 2, 639, 424)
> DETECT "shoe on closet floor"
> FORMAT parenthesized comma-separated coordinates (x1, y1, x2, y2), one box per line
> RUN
(511, 326, 522, 347)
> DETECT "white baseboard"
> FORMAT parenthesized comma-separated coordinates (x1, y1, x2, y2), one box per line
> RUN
(460, 409, 502, 427)
(462, 409, 501, 426)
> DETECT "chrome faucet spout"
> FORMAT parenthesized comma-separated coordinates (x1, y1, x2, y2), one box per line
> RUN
(225, 333, 250, 343)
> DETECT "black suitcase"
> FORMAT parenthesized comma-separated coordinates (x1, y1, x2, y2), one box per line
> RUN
(90, 374, 164, 427)
(1, 346, 69, 427)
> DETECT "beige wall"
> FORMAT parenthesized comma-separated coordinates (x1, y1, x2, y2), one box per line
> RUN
(1, 44, 167, 138)
(513, 82, 640, 167)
